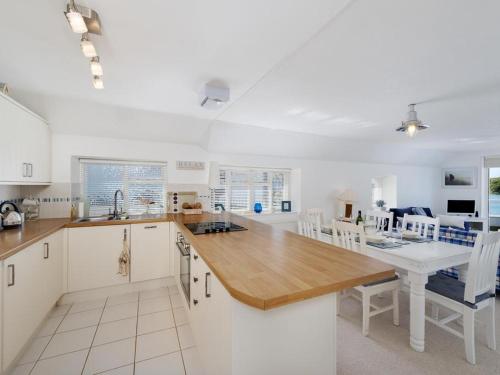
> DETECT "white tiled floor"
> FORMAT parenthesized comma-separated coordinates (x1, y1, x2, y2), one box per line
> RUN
(11, 286, 204, 375)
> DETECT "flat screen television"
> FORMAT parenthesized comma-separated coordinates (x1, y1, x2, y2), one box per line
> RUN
(447, 200, 475, 215)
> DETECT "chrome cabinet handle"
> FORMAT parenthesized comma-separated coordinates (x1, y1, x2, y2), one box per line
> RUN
(193, 299, 199, 305)
(193, 254, 198, 260)
(144, 225, 157, 229)
(123, 228, 127, 241)
(29, 163, 33, 177)
(22, 163, 27, 177)
(193, 276, 198, 283)
(43, 242, 49, 259)
(7, 264, 15, 287)
(205, 272, 211, 298)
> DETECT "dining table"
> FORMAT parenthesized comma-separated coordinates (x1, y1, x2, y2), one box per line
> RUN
(319, 229, 474, 352)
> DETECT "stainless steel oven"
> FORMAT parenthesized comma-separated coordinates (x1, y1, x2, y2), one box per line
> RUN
(176, 232, 191, 305)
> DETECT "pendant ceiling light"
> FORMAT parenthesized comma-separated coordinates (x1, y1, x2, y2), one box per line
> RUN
(92, 76, 104, 89)
(395, 104, 429, 137)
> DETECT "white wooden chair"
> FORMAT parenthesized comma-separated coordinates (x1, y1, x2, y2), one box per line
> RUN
(332, 220, 400, 336)
(297, 215, 318, 240)
(366, 210, 394, 233)
(305, 208, 324, 226)
(402, 214, 440, 241)
(425, 232, 500, 364)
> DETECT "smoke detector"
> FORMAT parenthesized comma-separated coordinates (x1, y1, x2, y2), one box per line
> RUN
(200, 83, 230, 110)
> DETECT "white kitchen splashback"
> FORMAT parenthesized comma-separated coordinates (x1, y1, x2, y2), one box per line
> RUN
(0, 185, 22, 205)
(21, 183, 72, 218)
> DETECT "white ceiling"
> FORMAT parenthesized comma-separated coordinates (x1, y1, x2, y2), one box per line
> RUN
(1, 0, 500, 159)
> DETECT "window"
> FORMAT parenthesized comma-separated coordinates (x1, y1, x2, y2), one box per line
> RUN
(212, 167, 290, 213)
(80, 159, 167, 216)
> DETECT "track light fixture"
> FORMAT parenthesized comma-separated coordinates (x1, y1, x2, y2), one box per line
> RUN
(64, 2, 104, 89)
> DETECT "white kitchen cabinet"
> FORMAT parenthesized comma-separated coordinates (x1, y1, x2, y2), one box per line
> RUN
(68, 225, 131, 292)
(0, 92, 51, 184)
(130, 222, 170, 282)
(2, 230, 64, 371)
(189, 249, 232, 375)
(42, 230, 64, 311)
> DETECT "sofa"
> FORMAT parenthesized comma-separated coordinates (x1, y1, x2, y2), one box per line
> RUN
(389, 206, 499, 291)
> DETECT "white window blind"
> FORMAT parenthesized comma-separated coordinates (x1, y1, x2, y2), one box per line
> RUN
(213, 167, 290, 213)
(80, 159, 167, 216)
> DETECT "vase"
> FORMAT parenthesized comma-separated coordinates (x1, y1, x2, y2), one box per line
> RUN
(254, 202, 263, 214)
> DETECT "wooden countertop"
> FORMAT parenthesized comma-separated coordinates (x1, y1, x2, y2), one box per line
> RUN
(172, 213, 395, 310)
(0, 218, 70, 260)
(1, 213, 394, 311)
(65, 214, 173, 228)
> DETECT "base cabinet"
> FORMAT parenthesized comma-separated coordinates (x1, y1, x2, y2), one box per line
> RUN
(2, 230, 64, 371)
(68, 225, 131, 292)
(130, 223, 170, 282)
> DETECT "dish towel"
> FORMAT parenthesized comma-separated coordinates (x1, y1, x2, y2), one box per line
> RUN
(118, 230, 130, 276)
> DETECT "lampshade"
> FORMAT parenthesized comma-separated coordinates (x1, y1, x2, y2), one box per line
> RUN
(80, 36, 97, 58)
(90, 57, 103, 76)
(338, 189, 357, 202)
(65, 9, 88, 34)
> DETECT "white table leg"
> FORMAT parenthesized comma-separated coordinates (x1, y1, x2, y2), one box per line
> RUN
(408, 271, 428, 352)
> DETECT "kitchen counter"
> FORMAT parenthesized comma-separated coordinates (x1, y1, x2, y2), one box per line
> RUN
(172, 212, 394, 310)
(0, 218, 70, 260)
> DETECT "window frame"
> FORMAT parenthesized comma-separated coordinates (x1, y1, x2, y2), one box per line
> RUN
(79, 158, 168, 216)
(215, 166, 290, 214)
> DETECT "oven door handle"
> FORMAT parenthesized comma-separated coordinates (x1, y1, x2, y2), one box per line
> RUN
(176, 241, 190, 257)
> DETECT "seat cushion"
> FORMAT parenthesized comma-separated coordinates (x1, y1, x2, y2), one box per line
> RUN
(363, 274, 399, 287)
(426, 272, 495, 309)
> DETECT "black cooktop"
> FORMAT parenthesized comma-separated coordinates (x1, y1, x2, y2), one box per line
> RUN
(185, 221, 247, 235)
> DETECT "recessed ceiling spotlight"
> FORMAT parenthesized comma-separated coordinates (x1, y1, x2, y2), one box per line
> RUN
(80, 34, 97, 58)
(396, 104, 429, 137)
(90, 57, 103, 76)
(64, 1, 87, 34)
(92, 76, 104, 89)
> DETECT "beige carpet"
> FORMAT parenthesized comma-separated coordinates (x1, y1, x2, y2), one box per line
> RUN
(337, 292, 500, 375)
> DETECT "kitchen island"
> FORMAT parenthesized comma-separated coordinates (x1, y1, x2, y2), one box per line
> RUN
(172, 213, 394, 375)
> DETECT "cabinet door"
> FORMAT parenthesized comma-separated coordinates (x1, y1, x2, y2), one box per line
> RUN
(68, 225, 130, 292)
(130, 223, 170, 282)
(42, 230, 64, 310)
(27, 117, 51, 183)
(0, 95, 25, 182)
(3, 242, 46, 370)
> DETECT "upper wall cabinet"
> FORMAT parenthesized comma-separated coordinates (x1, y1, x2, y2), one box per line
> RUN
(0, 93, 51, 184)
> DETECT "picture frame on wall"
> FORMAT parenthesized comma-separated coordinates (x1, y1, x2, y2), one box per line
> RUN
(281, 200, 291, 212)
(442, 167, 476, 188)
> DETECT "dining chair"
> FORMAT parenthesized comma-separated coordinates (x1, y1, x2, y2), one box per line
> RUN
(425, 232, 500, 364)
(297, 215, 317, 240)
(366, 210, 394, 233)
(332, 220, 400, 336)
(402, 214, 440, 241)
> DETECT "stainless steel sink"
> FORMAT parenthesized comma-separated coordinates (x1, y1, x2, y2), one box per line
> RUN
(75, 215, 129, 223)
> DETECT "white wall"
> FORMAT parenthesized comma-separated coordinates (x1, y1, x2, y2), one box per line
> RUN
(437, 153, 485, 216)
(0, 185, 21, 202)
(44, 134, 442, 220)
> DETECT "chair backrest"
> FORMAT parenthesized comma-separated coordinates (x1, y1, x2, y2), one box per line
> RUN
(402, 214, 440, 241)
(298, 215, 317, 240)
(331, 220, 366, 254)
(464, 232, 500, 303)
(305, 208, 324, 227)
(365, 210, 394, 233)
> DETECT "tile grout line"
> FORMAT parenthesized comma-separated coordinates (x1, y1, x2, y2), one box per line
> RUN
(81, 297, 109, 375)
(133, 293, 140, 375)
(28, 303, 74, 375)
(171, 294, 188, 375)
